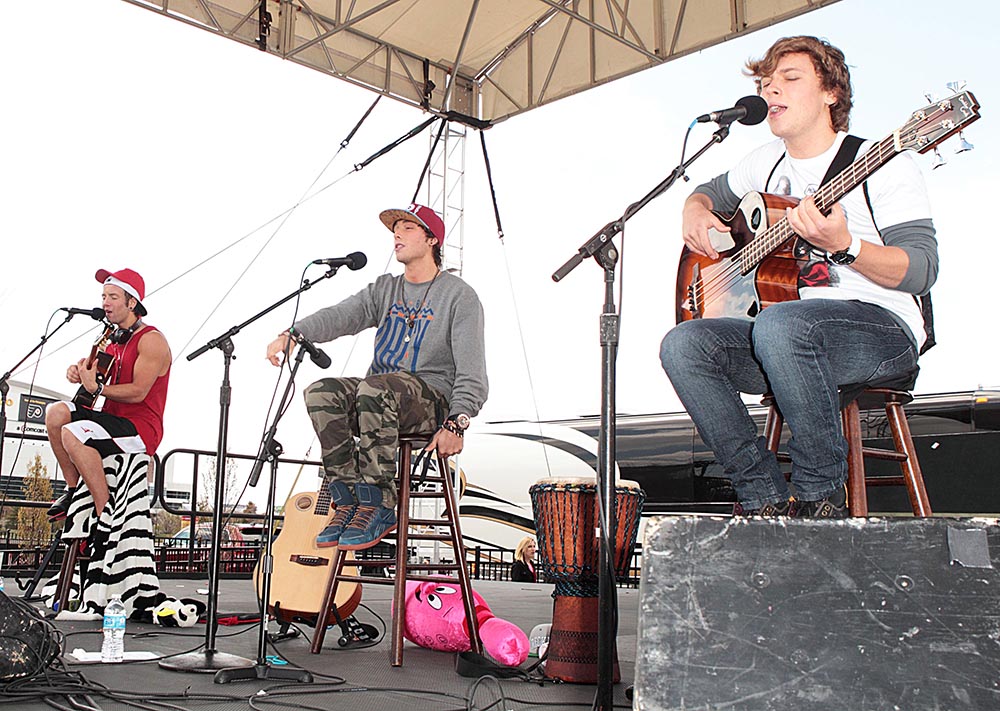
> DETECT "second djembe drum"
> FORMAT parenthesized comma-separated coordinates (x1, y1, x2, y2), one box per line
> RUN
(529, 477, 644, 683)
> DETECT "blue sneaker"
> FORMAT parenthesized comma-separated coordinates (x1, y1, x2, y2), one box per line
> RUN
(338, 483, 397, 551)
(316, 481, 357, 548)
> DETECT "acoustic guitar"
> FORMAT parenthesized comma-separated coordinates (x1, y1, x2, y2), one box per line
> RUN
(71, 324, 115, 409)
(676, 90, 980, 323)
(253, 486, 362, 626)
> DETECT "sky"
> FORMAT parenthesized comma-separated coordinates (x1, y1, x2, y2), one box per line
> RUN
(2, 0, 998, 503)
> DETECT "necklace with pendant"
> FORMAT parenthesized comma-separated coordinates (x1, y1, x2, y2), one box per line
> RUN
(402, 271, 440, 343)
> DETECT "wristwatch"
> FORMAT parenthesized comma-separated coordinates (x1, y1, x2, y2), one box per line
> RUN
(447, 413, 471, 432)
(828, 234, 862, 265)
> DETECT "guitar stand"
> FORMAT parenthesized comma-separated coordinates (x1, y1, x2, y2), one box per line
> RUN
(337, 615, 380, 648)
(268, 622, 300, 644)
(264, 603, 300, 643)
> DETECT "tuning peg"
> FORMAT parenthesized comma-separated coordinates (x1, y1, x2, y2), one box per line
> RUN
(946, 80, 967, 94)
(931, 147, 947, 169)
(955, 131, 974, 154)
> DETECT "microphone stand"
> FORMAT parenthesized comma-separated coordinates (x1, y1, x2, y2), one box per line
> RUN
(1, 313, 86, 493)
(552, 125, 734, 710)
(160, 265, 346, 674)
(215, 345, 314, 683)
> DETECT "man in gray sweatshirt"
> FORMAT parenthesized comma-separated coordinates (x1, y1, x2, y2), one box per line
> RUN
(266, 204, 488, 550)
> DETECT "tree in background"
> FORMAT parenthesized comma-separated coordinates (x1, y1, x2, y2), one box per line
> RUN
(198, 455, 240, 512)
(17, 454, 53, 546)
(153, 509, 183, 537)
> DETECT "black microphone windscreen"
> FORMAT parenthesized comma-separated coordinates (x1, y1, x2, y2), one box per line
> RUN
(348, 251, 368, 270)
(736, 95, 769, 126)
(314, 350, 332, 369)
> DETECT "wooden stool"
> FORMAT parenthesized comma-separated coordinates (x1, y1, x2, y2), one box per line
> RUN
(310, 433, 483, 665)
(763, 388, 932, 517)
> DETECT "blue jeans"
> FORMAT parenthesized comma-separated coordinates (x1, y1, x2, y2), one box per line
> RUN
(659, 299, 918, 510)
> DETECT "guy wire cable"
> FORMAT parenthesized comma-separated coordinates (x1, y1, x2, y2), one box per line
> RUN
(479, 130, 553, 478)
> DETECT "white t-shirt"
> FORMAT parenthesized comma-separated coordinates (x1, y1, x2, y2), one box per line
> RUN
(725, 132, 932, 348)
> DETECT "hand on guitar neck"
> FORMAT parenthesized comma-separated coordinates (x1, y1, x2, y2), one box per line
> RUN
(71, 324, 115, 409)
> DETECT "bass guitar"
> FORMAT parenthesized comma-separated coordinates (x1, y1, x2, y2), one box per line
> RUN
(676, 89, 980, 323)
(71, 324, 115, 409)
(253, 486, 362, 626)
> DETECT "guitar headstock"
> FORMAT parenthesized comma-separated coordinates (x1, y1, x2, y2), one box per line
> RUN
(898, 89, 980, 154)
(97, 322, 115, 347)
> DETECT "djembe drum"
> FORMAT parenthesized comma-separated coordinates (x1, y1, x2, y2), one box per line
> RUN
(529, 477, 645, 683)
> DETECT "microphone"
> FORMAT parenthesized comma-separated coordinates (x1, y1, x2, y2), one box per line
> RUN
(61, 307, 106, 321)
(696, 95, 769, 126)
(291, 331, 331, 369)
(312, 252, 367, 271)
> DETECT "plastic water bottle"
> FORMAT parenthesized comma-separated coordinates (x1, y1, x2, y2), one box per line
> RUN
(101, 596, 126, 662)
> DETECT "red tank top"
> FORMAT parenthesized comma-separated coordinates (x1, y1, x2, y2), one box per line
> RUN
(103, 326, 170, 454)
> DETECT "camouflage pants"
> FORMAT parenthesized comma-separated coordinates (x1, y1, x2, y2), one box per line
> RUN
(303, 372, 448, 508)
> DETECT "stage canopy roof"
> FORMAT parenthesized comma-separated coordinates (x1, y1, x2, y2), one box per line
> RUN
(124, 0, 841, 125)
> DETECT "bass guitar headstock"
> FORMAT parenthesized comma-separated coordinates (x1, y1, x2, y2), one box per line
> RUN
(897, 85, 980, 159)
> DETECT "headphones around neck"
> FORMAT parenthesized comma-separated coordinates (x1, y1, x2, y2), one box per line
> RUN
(110, 319, 143, 345)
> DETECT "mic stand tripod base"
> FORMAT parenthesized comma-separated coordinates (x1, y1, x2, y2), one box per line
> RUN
(158, 649, 255, 673)
(215, 661, 313, 684)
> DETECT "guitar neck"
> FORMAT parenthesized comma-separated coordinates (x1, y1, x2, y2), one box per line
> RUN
(738, 89, 979, 273)
(813, 135, 896, 214)
(751, 135, 898, 264)
(314, 484, 332, 516)
(84, 344, 101, 370)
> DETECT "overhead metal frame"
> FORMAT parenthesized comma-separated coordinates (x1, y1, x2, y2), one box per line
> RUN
(120, 0, 841, 126)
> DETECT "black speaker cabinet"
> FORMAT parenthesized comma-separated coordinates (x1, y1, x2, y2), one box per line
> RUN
(635, 517, 1000, 710)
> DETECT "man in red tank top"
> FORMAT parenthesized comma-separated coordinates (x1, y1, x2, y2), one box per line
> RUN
(45, 268, 172, 519)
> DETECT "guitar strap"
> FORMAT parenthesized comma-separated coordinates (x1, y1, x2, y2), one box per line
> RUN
(766, 135, 936, 355)
(763, 134, 864, 194)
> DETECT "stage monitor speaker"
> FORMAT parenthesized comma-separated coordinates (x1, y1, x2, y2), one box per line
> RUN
(0, 591, 60, 681)
(635, 516, 1000, 710)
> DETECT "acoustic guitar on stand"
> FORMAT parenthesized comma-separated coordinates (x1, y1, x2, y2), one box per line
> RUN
(254, 484, 362, 627)
(676, 89, 980, 324)
(71, 323, 115, 409)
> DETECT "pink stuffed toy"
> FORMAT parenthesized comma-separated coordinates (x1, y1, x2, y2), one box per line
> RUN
(397, 580, 529, 666)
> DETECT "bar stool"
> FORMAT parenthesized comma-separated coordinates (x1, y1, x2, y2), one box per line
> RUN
(763, 388, 932, 517)
(310, 433, 483, 665)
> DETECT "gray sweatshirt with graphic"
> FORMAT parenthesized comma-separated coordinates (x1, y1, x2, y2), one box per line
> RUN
(293, 271, 488, 417)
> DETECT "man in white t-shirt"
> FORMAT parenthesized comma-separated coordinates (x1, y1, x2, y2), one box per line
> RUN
(660, 36, 938, 517)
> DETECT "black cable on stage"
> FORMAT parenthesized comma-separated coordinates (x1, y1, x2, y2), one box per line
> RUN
(478, 131, 505, 240)
(410, 117, 449, 204)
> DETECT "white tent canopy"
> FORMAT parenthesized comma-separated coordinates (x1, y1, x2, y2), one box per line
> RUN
(124, 0, 841, 125)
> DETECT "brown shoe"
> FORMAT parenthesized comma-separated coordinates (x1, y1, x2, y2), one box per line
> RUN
(733, 498, 798, 517)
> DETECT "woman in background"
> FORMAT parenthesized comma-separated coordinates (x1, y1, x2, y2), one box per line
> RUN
(511, 537, 537, 583)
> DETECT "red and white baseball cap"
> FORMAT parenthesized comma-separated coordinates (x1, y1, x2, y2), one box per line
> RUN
(379, 203, 445, 245)
(95, 268, 148, 316)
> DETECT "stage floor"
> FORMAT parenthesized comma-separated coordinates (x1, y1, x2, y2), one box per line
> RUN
(8, 576, 637, 710)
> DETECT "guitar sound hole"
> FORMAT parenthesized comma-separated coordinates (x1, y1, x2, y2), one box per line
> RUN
(295, 495, 312, 511)
(751, 207, 762, 230)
